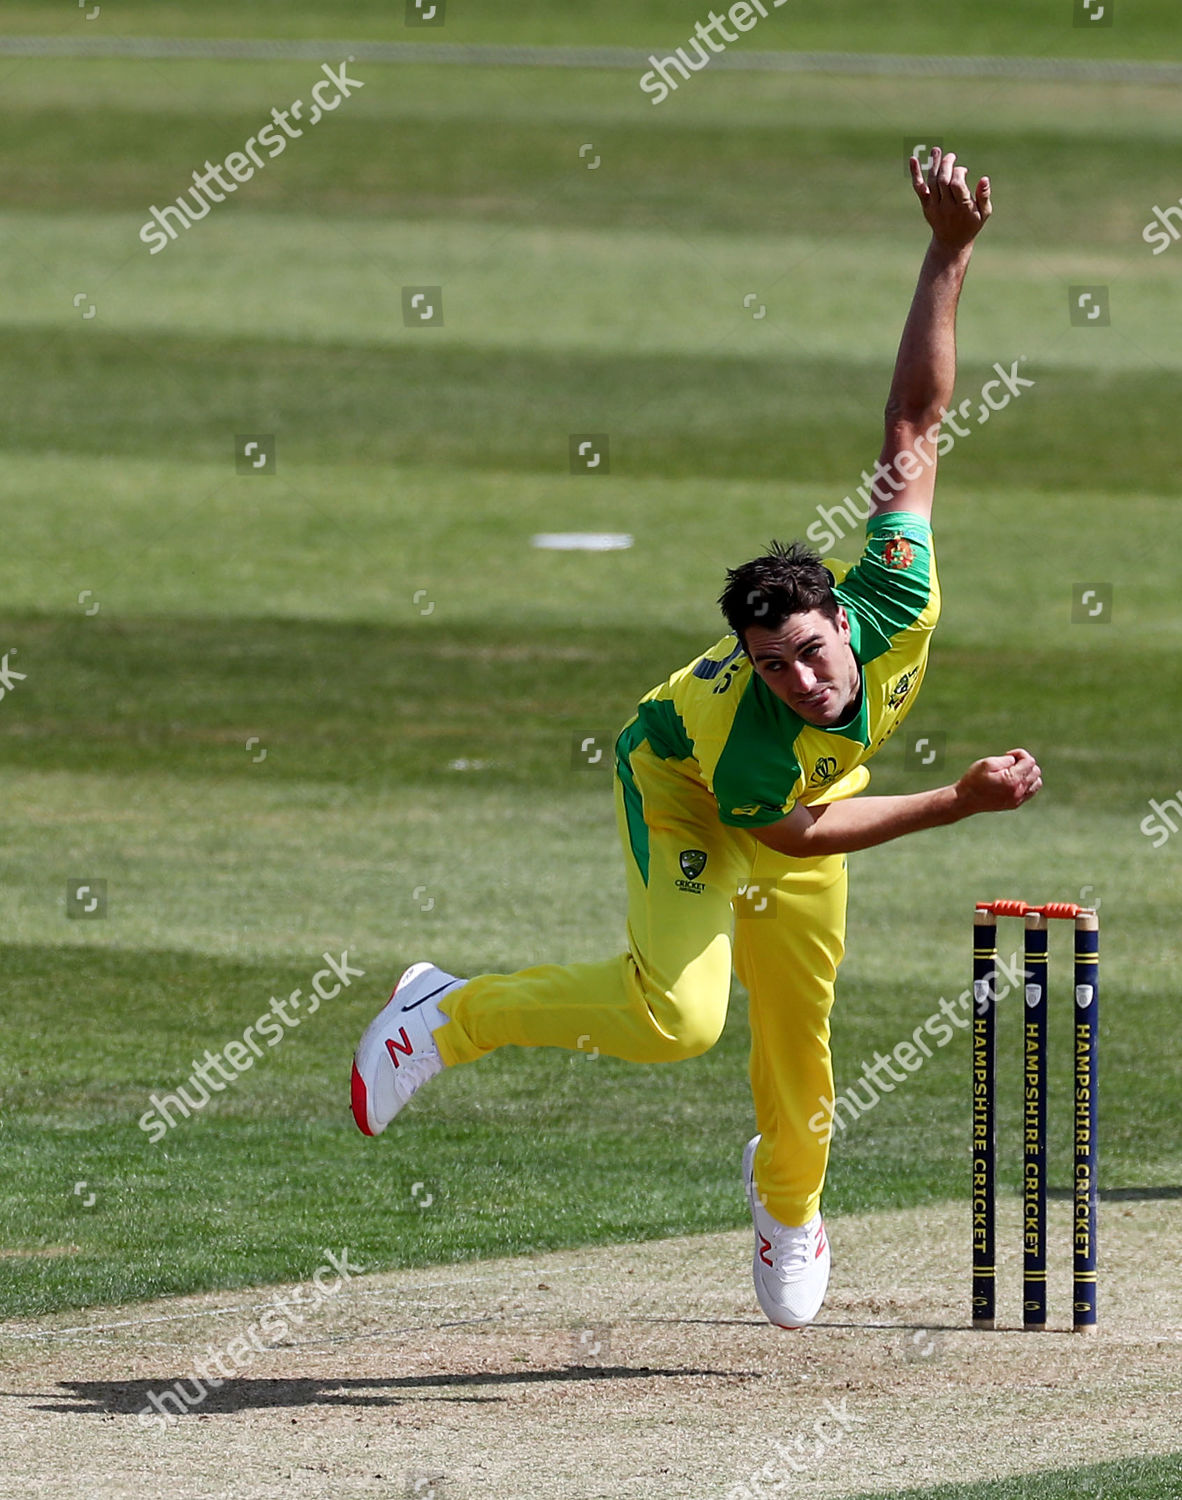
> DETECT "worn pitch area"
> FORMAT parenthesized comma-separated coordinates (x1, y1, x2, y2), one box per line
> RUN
(1, 1197, 1177, 1500)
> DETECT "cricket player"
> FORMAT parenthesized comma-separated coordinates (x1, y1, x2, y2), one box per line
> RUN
(351, 150, 1042, 1327)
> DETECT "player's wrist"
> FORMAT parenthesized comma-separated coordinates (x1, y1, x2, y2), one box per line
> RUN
(926, 236, 975, 268)
(934, 782, 971, 825)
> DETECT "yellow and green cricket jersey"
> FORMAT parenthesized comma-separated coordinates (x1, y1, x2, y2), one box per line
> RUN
(615, 511, 940, 839)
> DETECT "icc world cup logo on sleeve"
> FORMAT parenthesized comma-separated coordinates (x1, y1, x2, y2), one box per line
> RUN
(809, 757, 841, 788)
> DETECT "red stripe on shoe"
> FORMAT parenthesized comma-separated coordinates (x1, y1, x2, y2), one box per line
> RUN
(350, 1061, 373, 1136)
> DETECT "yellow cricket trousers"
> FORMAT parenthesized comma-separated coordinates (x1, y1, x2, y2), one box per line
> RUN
(435, 740, 847, 1226)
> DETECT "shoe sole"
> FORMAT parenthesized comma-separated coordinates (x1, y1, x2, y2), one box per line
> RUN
(350, 962, 434, 1137)
(350, 1060, 374, 1136)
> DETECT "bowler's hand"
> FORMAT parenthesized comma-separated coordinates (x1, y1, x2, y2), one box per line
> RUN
(910, 146, 992, 251)
(954, 748, 1042, 816)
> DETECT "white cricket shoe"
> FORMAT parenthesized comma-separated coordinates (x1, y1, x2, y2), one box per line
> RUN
(350, 963, 463, 1136)
(743, 1134, 830, 1329)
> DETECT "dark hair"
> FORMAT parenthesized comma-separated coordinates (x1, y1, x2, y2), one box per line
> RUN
(718, 540, 837, 648)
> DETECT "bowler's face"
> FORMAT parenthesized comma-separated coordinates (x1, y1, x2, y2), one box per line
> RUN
(745, 607, 861, 726)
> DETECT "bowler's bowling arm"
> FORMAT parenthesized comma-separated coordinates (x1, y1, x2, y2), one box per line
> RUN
(871, 147, 990, 527)
(751, 749, 1042, 858)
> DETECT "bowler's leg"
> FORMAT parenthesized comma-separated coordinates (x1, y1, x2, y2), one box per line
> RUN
(437, 745, 754, 1067)
(732, 844, 848, 1226)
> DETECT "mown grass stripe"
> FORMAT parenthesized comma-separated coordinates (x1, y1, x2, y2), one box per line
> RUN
(3, 38, 1182, 85)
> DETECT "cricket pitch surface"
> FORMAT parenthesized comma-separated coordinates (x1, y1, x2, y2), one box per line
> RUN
(2, 1197, 1178, 1499)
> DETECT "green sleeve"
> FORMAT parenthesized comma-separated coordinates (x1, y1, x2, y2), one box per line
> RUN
(834, 511, 935, 665)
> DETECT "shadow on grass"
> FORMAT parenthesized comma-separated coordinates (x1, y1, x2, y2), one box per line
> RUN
(29, 1366, 755, 1417)
(1047, 1185, 1182, 1202)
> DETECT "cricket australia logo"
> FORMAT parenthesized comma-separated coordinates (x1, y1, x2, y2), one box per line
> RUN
(676, 848, 708, 893)
(809, 756, 840, 788)
(888, 666, 920, 709)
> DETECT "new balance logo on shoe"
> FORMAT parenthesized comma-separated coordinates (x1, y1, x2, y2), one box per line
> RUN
(385, 1028, 414, 1067)
(759, 1234, 773, 1268)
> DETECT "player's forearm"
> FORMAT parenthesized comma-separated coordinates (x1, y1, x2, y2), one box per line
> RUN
(755, 749, 1043, 856)
(884, 241, 974, 426)
(760, 786, 964, 857)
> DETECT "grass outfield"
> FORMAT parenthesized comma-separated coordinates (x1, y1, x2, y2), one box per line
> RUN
(0, 21, 1179, 1341)
(4, 0, 1182, 58)
(848, 1454, 1182, 1500)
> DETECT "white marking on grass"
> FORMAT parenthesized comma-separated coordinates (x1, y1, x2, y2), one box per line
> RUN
(531, 533, 633, 551)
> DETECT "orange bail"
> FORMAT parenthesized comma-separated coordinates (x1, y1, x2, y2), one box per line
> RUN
(975, 900, 1086, 920)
